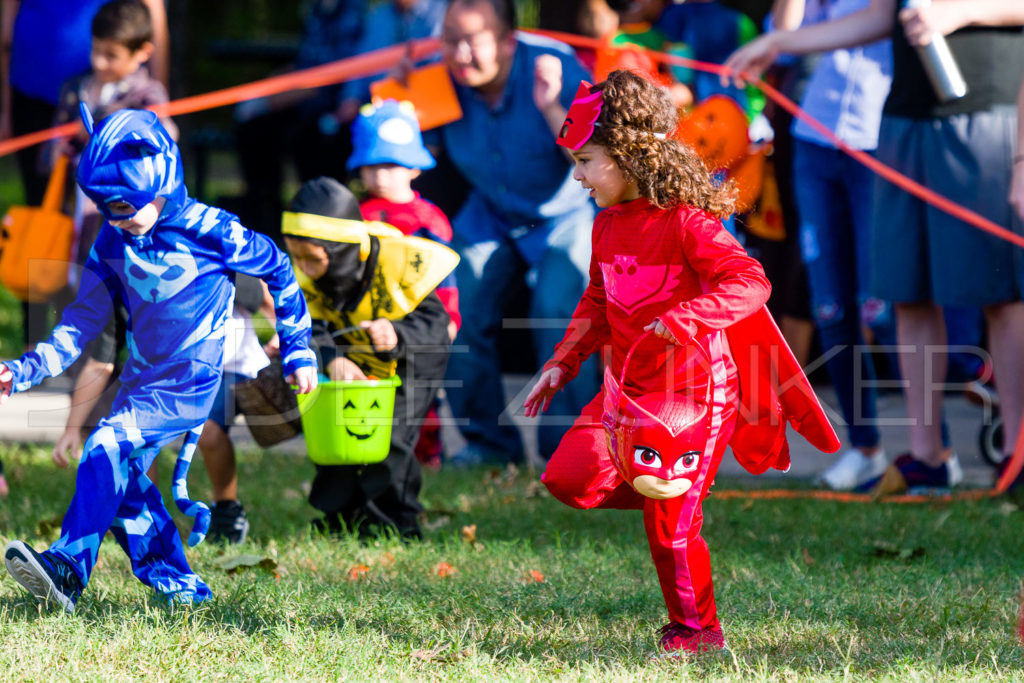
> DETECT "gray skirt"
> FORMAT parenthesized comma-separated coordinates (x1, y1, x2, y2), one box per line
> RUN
(869, 106, 1024, 306)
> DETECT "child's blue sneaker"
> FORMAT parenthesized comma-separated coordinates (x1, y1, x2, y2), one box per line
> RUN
(4, 540, 82, 614)
(864, 452, 963, 496)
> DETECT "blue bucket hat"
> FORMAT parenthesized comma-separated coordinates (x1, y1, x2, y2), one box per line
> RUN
(346, 99, 436, 172)
(76, 105, 187, 222)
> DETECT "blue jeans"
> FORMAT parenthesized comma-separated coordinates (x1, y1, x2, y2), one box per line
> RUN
(446, 194, 599, 462)
(793, 139, 888, 449)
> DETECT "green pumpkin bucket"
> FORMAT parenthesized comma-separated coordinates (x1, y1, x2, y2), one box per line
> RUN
(296, 377, 401, 465)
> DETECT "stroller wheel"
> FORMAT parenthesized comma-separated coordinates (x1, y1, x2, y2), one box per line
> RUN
(978, 413, 1004, 468)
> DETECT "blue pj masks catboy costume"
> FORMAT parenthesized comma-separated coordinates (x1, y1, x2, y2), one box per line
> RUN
(2, 108, 315, 606)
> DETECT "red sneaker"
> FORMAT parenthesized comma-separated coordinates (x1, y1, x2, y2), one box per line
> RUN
(659, 622, 726, 655)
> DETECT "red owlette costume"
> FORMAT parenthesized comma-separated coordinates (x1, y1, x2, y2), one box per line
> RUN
(540, 197, 840, 633)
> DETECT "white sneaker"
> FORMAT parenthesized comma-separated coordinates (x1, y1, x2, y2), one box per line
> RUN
(945, 452, 964, 488)
(819, 448, 888, 491)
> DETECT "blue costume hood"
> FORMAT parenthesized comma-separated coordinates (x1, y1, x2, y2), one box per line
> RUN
(76, 107, 187, 222)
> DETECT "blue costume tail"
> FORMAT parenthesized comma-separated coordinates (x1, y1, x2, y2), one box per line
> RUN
(172, 427, 211, 546)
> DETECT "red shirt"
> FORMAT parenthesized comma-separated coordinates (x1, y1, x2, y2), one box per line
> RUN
(546, 197, 841, 472)
(360, 194, 461, 329)
(547, 197, 770, 390)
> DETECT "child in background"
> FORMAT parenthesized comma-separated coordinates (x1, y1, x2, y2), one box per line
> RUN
(524, 71, 838, 654)
(50, 0, 177, 276)
(283, 177, 456, 539)
(348, 99, 460, 467)
(655, 0, 765, 119)
(0, 108, 316, 613)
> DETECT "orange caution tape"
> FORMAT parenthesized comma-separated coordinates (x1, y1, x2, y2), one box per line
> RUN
(0, 38, 440, 159)
(712, 487, 997, 504)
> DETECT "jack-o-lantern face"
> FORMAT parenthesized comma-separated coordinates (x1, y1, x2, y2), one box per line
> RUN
(673, 95, 748, 171)
(603, 371, 710, 500)
(343, 397, 381, 440)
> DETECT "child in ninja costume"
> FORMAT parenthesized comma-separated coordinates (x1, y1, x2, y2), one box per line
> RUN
(348, 99, 461, 468)
(524, 70, 840, 655)
(0, 107, 318, 613)
(282, 177, 457, 539)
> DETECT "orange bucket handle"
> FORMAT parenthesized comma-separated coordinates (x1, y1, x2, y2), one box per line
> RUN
(42, 155, 70, 213)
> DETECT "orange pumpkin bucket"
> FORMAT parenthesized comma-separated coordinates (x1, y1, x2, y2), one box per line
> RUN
(673, 95, 749, 171)
(0, 155, 73, 302)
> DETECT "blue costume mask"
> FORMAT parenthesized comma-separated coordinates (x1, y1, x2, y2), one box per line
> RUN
(76, 105, 187, 223)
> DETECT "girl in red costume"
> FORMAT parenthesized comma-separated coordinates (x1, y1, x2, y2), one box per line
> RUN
(524, 70, 839, 655)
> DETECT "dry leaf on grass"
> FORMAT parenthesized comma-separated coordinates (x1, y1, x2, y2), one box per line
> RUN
(36, 518, 63, 540)
(213, 554, 279, 575)
(524, 480, 548, 498)
(410, 642, 468, 663)
(869, 541, 925, 560)
(460, 524, 477, 544)
(423, 515, 451, 532)
(347, 564, 370, 580)
(802, 548, 815, 566)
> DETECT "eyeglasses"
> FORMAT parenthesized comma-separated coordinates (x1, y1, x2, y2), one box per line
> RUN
(440, 29, 496, 55)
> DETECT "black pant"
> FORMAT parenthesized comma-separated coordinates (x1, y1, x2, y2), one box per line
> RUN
(308, 349, 448, 538)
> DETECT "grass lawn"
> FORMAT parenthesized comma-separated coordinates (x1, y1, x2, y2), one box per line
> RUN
(0, 443, 1021, 680)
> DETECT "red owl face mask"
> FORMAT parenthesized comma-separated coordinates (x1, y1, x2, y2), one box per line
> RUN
(602, 335, 712, 499)
(556, 81, 603, 151)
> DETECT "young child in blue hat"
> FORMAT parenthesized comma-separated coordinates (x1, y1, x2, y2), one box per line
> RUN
(349, 99, 460, 467)
(0, 107, 317, 613)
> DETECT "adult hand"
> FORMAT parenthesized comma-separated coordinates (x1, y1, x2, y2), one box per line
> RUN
(290, 365, 319, 394)
(1011, 163, 1024, 222)
(899, 2, 968, 46)
(533, 54, 564, 115)
(53, 428, 83, 468)
(644, 318, 682, 345)
(328, 357, 368, 381)
(0, 363, 12, 406)
(721, 33, 780, 88)
(360, 318, 398, 351)
(389, 42, 416, 87)
(524, 366, 565, 418)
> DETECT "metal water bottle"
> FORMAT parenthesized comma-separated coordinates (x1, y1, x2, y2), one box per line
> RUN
(903, 0, 968, 102)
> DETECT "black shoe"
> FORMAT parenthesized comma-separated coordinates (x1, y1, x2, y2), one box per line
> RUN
(4, 540, 82, 613)
(207, 500, 250, 544)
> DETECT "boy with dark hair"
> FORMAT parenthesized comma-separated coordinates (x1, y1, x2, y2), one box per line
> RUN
(0, 108, 317, 613)
(51, 0, 176, 270)
(91, 0, 153, 51)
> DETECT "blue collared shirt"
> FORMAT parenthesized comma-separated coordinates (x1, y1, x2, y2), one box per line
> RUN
(790, 0, 893, 150)
(441, 33, 593, 236)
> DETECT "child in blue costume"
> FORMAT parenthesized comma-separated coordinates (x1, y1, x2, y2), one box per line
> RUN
(0, 107, 318, 613)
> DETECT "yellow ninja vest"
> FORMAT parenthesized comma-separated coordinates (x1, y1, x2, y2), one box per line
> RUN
(282, 212, 459, 378)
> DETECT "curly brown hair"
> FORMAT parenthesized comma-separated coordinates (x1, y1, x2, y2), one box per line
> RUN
(589, 70, 735, 217)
